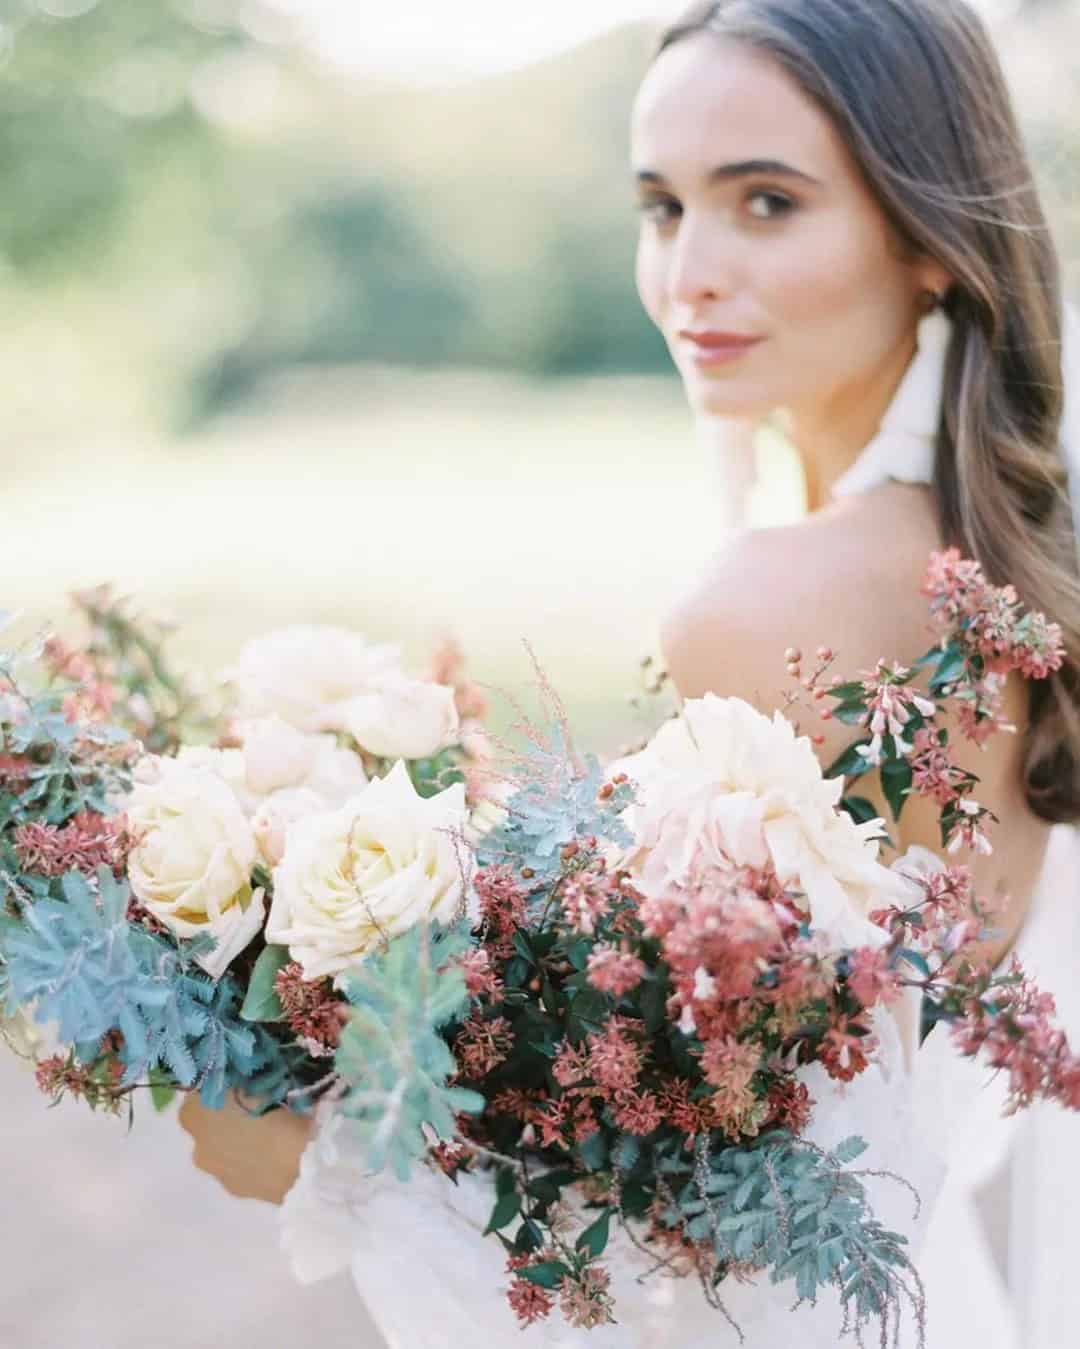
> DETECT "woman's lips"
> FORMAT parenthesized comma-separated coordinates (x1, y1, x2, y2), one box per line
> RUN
(679, 332, 765, 368)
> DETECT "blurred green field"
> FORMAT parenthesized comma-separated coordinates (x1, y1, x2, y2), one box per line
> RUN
(6, 366, 804, 753)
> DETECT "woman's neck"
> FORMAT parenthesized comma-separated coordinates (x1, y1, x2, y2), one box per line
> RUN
(787, 328, 919, 513)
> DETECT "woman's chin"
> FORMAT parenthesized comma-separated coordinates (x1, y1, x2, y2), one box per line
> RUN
(685, 379, 773, 421)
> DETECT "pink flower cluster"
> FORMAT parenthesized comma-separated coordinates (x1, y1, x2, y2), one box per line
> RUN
(951, 957, 1080, 1113)
(453, 1012, 514, 1078)
(855, 661, 936, 762)
(42, 636, 118, 723)
(13, 812, 130, 879)
(474, 865, 528, 958)
(504, 1252, 615, 1330)
(922, 548, 1065, 681)
(273, 962, 348, 1053)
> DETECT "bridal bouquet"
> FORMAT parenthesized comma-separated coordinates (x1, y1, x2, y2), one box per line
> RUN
(0, 589, 489, 1112)
(2, 560, 1076, 1346)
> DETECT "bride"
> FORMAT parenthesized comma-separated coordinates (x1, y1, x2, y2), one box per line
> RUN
(180, 1, 1080, 1344)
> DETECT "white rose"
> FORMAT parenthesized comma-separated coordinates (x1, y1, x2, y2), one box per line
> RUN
(126, 758, 262, 975)
(175, 744, 261, 814)
(266, 760, 469, 981)
(226, 625, 403, 733)
(237, 715, 368, 803)
(610, 694, 906, 950)
(340, 676, 460, 761)
(251, 786, 327, 869)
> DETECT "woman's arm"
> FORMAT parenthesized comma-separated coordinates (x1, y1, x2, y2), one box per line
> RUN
(178, 1091, 314, 1205)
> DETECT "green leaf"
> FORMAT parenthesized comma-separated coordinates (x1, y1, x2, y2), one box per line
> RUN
(832, 1135, 869, 1165)
(150, 1079, 176, 1112)
(898, 948, 932, 981)
(484, 1186, 521, 1235)
(577, 1129, 608, 1172)
(839, 795, 882, 828)
(831, 700, 869, 727)
(826, 740, 872, 781)
(239, 944, 290, 1022)
(929, 643, 966, 692)
(827, 681, 866, 702)
(879, 757, 913, 822)
(576, 1207, 612, 1258)
(512, 930, 535, 965)
(519, 1261, 570, 1290)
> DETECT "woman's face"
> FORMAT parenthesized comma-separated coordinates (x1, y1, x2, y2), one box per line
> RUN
(631, 34, 948, 421)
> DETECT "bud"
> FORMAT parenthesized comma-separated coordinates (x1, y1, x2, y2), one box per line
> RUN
(521, 867, 535, 880)
(784, 647, 802, 665)
(561, 840, 579, 861)
(598, 783, 615, 801)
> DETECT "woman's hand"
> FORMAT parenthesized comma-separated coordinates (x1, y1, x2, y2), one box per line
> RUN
(178, 1090, 314, 1205)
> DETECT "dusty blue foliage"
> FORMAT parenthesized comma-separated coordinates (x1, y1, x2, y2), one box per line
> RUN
(477, 728, 632, 882)
(668, 1131, 919, 1330)
(0, 865, 285, 1108)
(335, 921, 484, 1181)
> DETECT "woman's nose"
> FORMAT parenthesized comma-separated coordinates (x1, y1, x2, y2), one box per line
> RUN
(665, 215, 736, 308)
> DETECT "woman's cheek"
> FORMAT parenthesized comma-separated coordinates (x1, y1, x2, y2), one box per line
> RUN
(635, 235, 667, 329)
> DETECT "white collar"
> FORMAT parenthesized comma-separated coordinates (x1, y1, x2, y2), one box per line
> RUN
(830, 308, 952, 500)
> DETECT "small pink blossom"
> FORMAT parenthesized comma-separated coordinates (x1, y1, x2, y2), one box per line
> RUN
(274, 962, 348, 1050)
(586, 1023, 642, 1094)
(586, 944, 645, 997)
(454, 1014, 513, 1079)
(846, 947, 901, 1010)
(507, 1278, 555, 1327)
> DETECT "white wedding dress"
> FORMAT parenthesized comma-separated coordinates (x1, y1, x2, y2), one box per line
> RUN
(280, 309, 1080, 1347)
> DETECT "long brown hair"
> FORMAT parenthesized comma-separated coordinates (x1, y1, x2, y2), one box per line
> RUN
(653, 0, 1080, 823)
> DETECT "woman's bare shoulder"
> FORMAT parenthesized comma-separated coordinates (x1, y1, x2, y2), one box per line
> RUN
(662, 484, 941, 711)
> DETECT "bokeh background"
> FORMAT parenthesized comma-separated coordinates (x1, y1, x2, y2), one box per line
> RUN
(2, 1, 1078, 1345)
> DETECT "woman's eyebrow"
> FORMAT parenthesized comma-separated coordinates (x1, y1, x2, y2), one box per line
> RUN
(635, 158, 823, 187)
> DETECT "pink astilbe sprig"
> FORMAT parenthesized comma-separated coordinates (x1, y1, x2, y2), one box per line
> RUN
(559, 1262, 616, 1330)
(558, 864, 618, 936)
(273, 962, 349, 1053)
(586, 943, 646, 997)
(948, 956, 1080, 1114)
(844, 946, 902, 1011)
(506, 1276, 555, 1327)
(819, 1015, 878, 1083)
(640, 855, 787, 1034)
(35, 1049, 125, 1113)
(473, 864, 528, 958)
(41, 635, 118, 724)
(585, 1021, 644, 1095)
(922, 548, 1065, 682)
(453, 1013, 514, 1079)
(13, 811, 131, 879)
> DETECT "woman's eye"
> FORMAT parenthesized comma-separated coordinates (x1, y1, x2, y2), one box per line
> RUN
(636, 197, 681, 226)
(746, 190, 796, 220)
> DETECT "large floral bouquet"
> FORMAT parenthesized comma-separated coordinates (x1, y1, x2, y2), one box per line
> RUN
(1, 559, 1077, 1346)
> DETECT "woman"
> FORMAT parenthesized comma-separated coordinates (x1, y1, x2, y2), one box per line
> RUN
(181, 2, 1080, 1343)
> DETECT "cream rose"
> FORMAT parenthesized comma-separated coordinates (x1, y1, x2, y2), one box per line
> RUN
(236, 715, 369, 802)
(266, 760, 469, 981)
(341, 676, 460, 760)
(610, 694, 907, 950)
(126, 757, 263, 977)
(226, 625, 403, 733)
